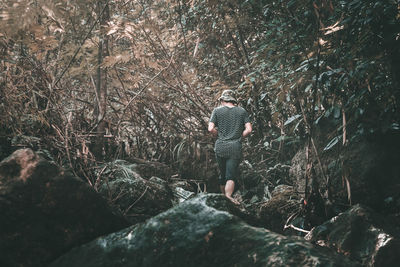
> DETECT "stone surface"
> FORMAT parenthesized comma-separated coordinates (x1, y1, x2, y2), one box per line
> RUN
(258, 185, 302, 234)
(97, 160, 173, 224)
(0, 149, 128, 267)
(289, 147, 307, 194)
(289, 132, 400, 214)
(51, 194, 358, 267)
(305, 204, 400, 266)
(171, 184, 196, 204)
(128, 156, 173, 179)
(0, 136, 11, 162)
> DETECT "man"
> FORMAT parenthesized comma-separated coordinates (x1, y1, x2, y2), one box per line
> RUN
(208, 90, 252, 204)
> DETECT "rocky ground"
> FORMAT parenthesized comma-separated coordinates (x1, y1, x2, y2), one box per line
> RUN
(0, 130, 399, 267)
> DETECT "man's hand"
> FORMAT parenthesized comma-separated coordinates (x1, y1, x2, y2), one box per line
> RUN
(208, 122, 218, 135)
(242, 122, 252, 137)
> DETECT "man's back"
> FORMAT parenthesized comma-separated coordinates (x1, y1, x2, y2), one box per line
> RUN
(210, 106, 250, 159)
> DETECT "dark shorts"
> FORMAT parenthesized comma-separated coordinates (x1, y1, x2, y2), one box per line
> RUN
(216, 156, 241, 185)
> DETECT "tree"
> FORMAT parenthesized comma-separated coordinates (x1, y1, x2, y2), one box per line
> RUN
(92, 0, 110, 159)
(0, 0, 398, 196)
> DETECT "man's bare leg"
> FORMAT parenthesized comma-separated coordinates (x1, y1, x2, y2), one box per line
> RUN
(225, 180, 239, 204)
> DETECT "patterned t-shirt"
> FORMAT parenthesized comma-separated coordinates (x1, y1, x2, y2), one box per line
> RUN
(209, 105, 250, 159)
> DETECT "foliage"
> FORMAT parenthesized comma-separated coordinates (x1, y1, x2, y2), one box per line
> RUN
(0, 0, 399, 197)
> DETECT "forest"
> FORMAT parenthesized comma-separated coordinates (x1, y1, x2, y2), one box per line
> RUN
(1, 0, 399, 266)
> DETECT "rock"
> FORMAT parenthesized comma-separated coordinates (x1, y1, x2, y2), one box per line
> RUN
(238, 163, 292, 206)
(289, 132, 400, 214)
(240, 163, 291, 201)
(170, 179, 196, 192)
(0, 148, 59, 185)
(265, 163, 292, 186)
(97, 160, 173, 224)
(149, 176, 168, 186)
(341, 132, 400, 212)
(0, 136, 11, 162)
(0, 149, 128, 267)
(305, 204, 400, 266)
(11, 135, 42, 150)
(258, 185, 302, 234)
(128, 156, 173, 179)
(171, 186, 195, 204)
(288, 147, 307, 194)
(168, 180, 197, 204)
(50, 194, 359, 267)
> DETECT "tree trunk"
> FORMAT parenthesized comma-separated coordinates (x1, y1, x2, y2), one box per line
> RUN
(93, 0, 109, 159)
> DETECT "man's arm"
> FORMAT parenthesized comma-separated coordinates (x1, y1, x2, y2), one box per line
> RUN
(208, 122, 218, 135)
(242, 122, 252, 137)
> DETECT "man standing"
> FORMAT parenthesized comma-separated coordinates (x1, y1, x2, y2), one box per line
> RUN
(208, 90, 252, 204)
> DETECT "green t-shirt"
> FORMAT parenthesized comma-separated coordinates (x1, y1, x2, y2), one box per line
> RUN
(209, 106, 250, 159)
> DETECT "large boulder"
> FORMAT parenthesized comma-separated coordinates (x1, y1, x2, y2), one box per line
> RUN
(305, 204, 400, 266)
(50, 194, 359, 267)
(96, 160, 174, 224)
(0, 149, 128, 267)
(289, 131, 400, 219)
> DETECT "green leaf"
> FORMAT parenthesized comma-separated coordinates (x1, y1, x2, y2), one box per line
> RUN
(304, 84, 312, 92)
(284, 114, 301, 126)
(390, 123, 399, 130)
(324, 136, 341, 151)
(333, 106, 341, 119)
